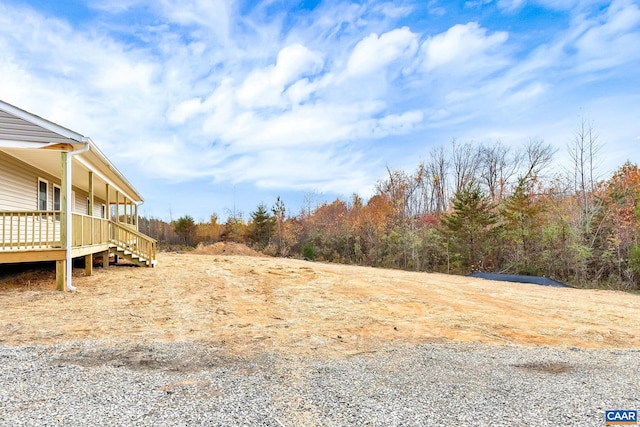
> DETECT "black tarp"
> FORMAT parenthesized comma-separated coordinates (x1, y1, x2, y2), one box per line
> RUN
(468, 272, 571, 288)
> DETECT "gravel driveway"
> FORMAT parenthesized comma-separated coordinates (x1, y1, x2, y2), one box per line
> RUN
(1, 341, 638, 426)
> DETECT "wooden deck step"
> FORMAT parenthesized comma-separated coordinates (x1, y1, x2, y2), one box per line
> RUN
(110, 246, 151, 268)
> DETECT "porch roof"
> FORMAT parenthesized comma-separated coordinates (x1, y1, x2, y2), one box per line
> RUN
(0, 99, 143, 204)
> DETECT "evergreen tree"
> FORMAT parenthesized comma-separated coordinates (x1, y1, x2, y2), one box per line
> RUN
(249, 203, 275, 248)
(173, 215, 196, 246)
(502, 177, 543, 274)
(272, 196, 286, 255)
(441, 183, 498, 272)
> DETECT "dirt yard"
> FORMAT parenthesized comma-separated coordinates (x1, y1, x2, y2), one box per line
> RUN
(1, 247, 639, 355)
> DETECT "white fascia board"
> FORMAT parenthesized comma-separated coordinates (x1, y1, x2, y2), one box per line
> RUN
(74, 154, 140, 205)
(0, 140, 57, 149)
(84, 139, 144, 202)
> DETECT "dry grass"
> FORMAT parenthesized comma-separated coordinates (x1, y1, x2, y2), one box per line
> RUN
(1, 251, 639, 356)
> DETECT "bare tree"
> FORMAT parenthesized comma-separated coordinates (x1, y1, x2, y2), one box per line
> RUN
(521, 138, 556, 183)
(451, 139, 481, 194)
(478, 141, 521, 203)
(377, 166, 411, 220)
(411, 162, 430, 218)
(426, 146, 449, 214)
(568, 116, 602, 214)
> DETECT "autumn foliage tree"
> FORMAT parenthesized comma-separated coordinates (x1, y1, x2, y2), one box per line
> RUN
(141, 125, 639, 291)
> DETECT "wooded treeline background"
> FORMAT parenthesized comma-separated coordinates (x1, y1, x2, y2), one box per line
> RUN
(140, 121, 640, 290)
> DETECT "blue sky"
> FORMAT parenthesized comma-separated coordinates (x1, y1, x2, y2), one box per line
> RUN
(1, 0, 639, 222)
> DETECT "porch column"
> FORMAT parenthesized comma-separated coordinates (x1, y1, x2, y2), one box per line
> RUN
(105, 183, 110, 219)
(88, 171, 94, 216)
(115, 190, 119, 223)
(84, 171, 94, 277)
(105, 183, 111, 269)
(56, 152, 68, 291)
(134, 203, 138, 230)
(88, 171, 94, 253)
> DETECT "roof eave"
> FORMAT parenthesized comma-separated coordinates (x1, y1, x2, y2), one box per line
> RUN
(0, 99, 86, 143)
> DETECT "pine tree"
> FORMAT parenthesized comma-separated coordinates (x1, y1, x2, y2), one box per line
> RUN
(173, 215, 196, 246)
(441, 183, 498, 272)
(502, 177, 543, 274)
(249, 203, 275, 249)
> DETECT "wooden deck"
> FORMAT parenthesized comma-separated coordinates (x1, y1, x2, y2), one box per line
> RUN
(0, 210, 156, 266)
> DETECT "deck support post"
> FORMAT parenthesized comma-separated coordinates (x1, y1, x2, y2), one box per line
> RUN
(102, 250, 109, 268)
(55, 259, 66, 291)
(84, 254, 93, 276)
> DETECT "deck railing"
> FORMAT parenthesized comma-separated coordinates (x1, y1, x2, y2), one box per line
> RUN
(0, 211, 61, 249)
(2, 211, 112, 250)
(1, 211, 156, 265)
(71, 213, 109, 247)
(110, 220, 157, 264)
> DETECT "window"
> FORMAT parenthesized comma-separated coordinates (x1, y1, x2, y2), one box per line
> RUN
(101, 204, 106, 219)
(53, 185, 61, 211)
(38, 179, 48, 211)
(87, 198, 91, 216)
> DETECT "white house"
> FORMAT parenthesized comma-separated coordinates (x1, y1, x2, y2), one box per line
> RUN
(0, 99, 156, 290)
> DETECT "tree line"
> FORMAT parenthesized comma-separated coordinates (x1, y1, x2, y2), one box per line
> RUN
(141, 121, 640, 290)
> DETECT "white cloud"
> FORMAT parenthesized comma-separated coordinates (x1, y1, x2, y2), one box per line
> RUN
(464, 0, 492, 8)
(200, 78, 237, 134)
(376, 110, 424, 135)
(427, 1, 447, 17)
(346, 27, 418, 77)
(273, 44, 324, 87)
(497, 0, 526, 13)
(1, 0, 638, 219)
(158, 0, 232, 42)
(373, 3, 414, 19)
(236, 44, 324, 109)
(572, 0, 640, 71)
(167, 97, 205, 125)
(421, 22, 509, 74)
(88, 0, 146, 13)
(214, 147, 373, 196)
(284, 78, 315, 105)
(531, 0, 593, 11)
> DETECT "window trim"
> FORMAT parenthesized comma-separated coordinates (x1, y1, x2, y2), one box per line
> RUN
(37, 178, 48, 211)
(53, 184, 61, 212)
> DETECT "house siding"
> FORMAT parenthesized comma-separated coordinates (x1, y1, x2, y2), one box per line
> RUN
(1, 151, 106, 215)
(0, 151, 57, 211)
(71, 189, 106, 216)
